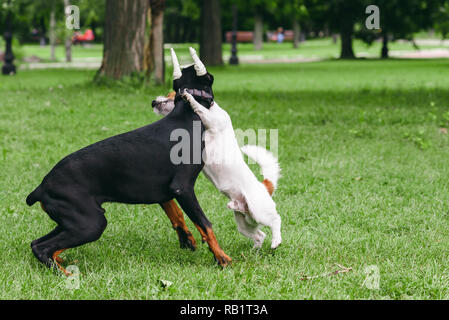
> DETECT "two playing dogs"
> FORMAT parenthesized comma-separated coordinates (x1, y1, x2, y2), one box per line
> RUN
(27, 48, 281, 274)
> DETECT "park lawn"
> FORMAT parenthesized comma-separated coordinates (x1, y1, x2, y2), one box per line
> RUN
(1, 58, 449, 299)
(19, 37, 449, 64)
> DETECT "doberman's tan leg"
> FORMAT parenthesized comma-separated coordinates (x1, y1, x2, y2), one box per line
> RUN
(194, 223, 232, 267)
(160, 200, 197, 251)
(52, 249, 71, 276)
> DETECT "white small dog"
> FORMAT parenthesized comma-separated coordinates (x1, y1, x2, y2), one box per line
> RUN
(153, 48, 282, 249)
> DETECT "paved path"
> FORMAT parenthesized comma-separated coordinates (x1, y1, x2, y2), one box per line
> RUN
(390, 48, 449, 59)
(18, 48, 449, 70)
(20, 61, 101, 70)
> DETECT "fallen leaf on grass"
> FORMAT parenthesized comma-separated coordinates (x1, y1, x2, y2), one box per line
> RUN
(160, 279, 173, 288)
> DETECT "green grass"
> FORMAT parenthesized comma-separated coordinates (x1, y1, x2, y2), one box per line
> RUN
(1, 59, 449, 299)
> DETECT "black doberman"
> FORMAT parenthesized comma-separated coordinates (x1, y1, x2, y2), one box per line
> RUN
(26, 49, 231, 275)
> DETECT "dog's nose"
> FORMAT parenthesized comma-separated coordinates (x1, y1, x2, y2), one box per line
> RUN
(151, 100, 157, 108)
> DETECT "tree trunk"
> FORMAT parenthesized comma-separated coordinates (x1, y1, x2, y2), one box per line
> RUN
(50, 8, 56, 61)
(64, 0, 72, 62)
(200, 0, 223, 66)
(97, 0, 149, 80)
(332, 34, 338, 44)
(147, 0, 165, 84)
(381, 33, 389, 59)
(40, 17, 46, 46)
(292, 19, 300, 49)
(253, 13, 263, 51)
(339, 25, 355, 59)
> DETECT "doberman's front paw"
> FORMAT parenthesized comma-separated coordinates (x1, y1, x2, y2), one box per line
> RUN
(215, 252, 232, 268)
(177, 229, 197, 251)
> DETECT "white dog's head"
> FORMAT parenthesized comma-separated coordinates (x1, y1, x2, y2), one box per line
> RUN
(151, 91, 176, 116)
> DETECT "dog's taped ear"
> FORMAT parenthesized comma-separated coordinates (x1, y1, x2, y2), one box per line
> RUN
(189, 47, 214, 85)
(171, 48, 182, 80)
(189, 47, 207, 76)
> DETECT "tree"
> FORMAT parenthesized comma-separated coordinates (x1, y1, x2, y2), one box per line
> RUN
(199, 0, 223, 66)
(435, 1, 449, 39)
(63, 0, 71, 62)
(97, 0, 149, 80)
(356, 0, 446, 58)
(245, 0, 270, 51)
(306, 0, 366, 59)
(78, 0, 106, 42)
(276, 0, 309, 48)
(164, 0, 201, 43)
(254, 8, 263, 50)
(144, 0, 166, 84)
(49, 0, 56, 61)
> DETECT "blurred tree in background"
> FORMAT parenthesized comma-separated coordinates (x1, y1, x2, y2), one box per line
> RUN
(356, 0, 446, 58)
(435, 0, 449, 38)
(145, 0, 166, 83)
(1, 0, 449, 80)
(97, 0, 148, 79)
(200, 0, 223, 65)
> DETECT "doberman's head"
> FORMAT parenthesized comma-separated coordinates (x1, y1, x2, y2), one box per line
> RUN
(152, 47, 214, 116)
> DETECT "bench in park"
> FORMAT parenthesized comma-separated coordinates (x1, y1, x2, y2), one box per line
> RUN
(225, 30, 295, 43)
(225, 31, 254, 43)
(266, 30, 294, 42)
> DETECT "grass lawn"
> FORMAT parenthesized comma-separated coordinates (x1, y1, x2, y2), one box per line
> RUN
(19, 37, 449, 64)
(1, 58, 449, 299)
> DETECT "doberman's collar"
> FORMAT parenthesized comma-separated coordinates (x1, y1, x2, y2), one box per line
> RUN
(175, 88, 214, 108)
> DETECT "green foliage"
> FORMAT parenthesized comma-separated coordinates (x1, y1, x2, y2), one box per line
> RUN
(435, 1, 449, 38)
(0, 0, 105, 43)
(356, 0, 447, 48)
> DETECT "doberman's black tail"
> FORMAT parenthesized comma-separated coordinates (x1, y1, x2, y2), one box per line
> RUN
(26, 186, 42, 206)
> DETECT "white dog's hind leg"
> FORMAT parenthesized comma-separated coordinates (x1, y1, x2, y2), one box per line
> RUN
(268, 213, 282, 249)
(246, 200, 282, 249)
(234, 212, 266, 248)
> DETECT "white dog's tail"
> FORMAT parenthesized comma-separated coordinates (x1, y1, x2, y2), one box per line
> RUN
(241, 145, 281, 195)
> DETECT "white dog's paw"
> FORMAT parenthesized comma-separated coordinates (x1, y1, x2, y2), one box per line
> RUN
(271, 236, 282, 249)
(227, 200, 238, 210)
(253, 230, 266, 249)
(227, 200, 247, 213)
(181, 89, 194, 102)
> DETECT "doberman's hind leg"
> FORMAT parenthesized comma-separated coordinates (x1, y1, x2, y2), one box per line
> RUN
(173, 186, 231, 267)
(160, 200, 197, 251)
(31, 199, 107, 276)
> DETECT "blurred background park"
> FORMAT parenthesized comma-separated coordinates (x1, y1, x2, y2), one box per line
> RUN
(2, 1, 449, 299)
(1, 0, 449, 79)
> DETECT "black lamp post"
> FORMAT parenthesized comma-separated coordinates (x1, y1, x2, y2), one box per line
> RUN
(229, 4, 239, 65)
(2, 0, 16, 76)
